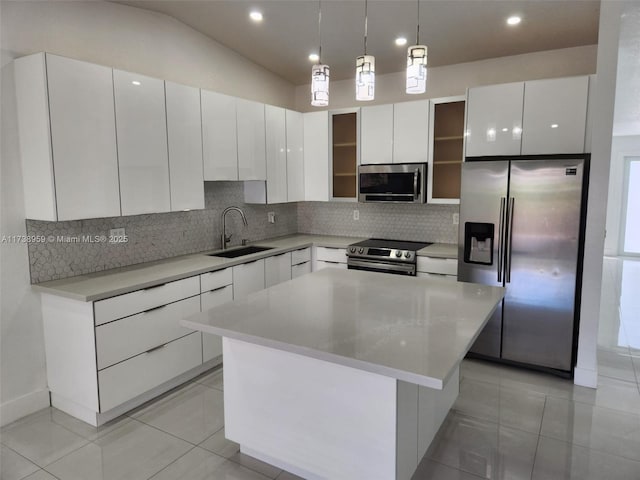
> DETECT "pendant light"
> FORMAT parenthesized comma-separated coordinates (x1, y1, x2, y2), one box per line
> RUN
(406, 0, 427, 94)
(311, 1, 330, 107)
(355, 0, 375, 101)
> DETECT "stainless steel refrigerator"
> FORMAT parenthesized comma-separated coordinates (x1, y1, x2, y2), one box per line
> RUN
(458, 156, 588, 374)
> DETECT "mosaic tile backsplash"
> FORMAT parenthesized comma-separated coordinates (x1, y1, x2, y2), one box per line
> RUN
(298, 202, 459, 244)
(27, 183, 459, 283)
(26, 182, 297, 283)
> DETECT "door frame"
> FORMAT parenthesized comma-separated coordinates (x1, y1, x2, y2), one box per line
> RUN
(619, 155, 640, 257)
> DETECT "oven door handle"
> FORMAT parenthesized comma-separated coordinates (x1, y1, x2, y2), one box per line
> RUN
(348, 258, 415, 274)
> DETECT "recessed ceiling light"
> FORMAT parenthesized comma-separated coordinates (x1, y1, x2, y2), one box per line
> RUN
(309, 53, 319, 62)
(131, 80, 141, 86)
(395, 37, 407, 46)
(551, 124, 559, 128)
(249, 11, 263, 22)
(507, 16, 521, 26)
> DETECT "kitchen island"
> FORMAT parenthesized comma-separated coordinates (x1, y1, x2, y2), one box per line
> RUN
(183, 268, 504, 480)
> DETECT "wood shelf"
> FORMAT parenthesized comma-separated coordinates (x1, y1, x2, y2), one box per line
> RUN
(434, 135, 464, 142)
(334, 172, 356, 177)
(333, 142, 357, 148)
(434, 160, 463, 165)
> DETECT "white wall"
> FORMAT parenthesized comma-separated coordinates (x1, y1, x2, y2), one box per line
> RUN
(1, 54, 50, 425)
(604, 135, 640, 255)
(295, 45, 597, 111)
(0, 0, 295, 108)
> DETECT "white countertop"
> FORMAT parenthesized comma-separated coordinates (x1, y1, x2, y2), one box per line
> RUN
(32, 234, 457, 302)
(183, 269, 504, 389)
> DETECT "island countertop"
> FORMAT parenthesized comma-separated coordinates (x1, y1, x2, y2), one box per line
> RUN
(183, 269, 504, 389)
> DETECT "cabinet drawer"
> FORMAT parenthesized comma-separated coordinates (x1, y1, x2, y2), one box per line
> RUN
(315, 247, 347, 263)
(201, 284, 233, 311)
(292, 261, 311, 278)
(417, 257, 458, 276)
(94, 276, 200, 325)
(98, 332, 202, 412)
(417, 272, 457, 282)
(291, 247, 311, 265)
(316, 260, 348, 271)
(203, 334, 222, 364)
(96, 296, 199, 370)
(201, 268, 232, 293)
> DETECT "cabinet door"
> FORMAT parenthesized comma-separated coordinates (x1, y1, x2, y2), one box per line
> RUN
(202, 90, 238, 181)
(303, 111, 329, 201)
(201, 284, 233, 363)
(237, 99, 266, 180)
(45, 54, 121, 220)
(291, 261, 311, 279)
(393, 100, 429, 164)
(286, 110, 305, 202)
(265, 105, 288, 204)
(521, 76, 589, 155)
(233, 259, 265, 299)
(465, 82, 524, 157)
(265, 252, 292, 288)
(165, 81, 204, 211)
(330, 111, 359, 200)
(360, 104, 393, 164)
(114, 70, 170, 215)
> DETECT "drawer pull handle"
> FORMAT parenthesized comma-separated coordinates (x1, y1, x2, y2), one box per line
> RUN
(144, 305, 166, 314)
(145, 343, 166, 354)
(207, 285, 229, 293)
(143, 283, 166, 291)
(325, 261, 340, 264)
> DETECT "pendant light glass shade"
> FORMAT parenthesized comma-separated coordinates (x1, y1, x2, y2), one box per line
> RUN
(356, 54, 375, 101)
(311, 64, 330, 107)
(406, 45, 427, 94)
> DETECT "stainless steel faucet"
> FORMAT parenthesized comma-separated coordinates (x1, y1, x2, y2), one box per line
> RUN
(221, 206, 248, 249)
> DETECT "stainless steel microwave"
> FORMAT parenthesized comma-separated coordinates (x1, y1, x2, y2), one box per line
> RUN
(358, 163, 426, 203)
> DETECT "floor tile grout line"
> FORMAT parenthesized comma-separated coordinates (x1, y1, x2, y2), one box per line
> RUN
(124, 416, 210, 448)
(528, 395, 548, 480)
(536, 430, 640, 465)
(141, 443, 200, 480)
(426, 458, 487, 479)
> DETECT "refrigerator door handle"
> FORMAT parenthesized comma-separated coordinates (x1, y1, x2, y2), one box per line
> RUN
(498, 197, 506, 283)
(505, 197, 515, 283)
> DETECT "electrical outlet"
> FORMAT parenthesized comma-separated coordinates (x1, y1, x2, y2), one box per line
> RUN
(267, 212, 276, 224)
(452, 213, 459, 225)
(353, 209, 360, 221)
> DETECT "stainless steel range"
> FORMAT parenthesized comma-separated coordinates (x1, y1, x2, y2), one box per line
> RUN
(346, 238, 432, 276)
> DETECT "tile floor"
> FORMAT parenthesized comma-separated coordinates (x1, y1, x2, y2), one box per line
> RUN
(2, 257, 639, 480)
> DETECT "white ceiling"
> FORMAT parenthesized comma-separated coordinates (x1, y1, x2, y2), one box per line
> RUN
(115, 0, 600, 86)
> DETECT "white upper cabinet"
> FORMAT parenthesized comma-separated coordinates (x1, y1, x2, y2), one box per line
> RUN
(165, 81, 204, 211)
(14, 53, 121, 221)
(201, 90, 238, 181)
(465, 82, 524, 157)
(237, 98, 266, 180)
(303, 111, 330, 201)
(521, 76, 589, 155)
(265, 105, 288, 204)
(393, 100, 429, 164)
(286, 109, 305, 202)
(360, 104, 393, 164)
(114, 70, 170, 215)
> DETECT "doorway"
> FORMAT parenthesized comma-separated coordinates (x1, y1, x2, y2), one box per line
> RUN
(620, 156, 640, 256)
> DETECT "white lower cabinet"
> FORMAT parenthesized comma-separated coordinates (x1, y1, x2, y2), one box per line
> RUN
(316, 261, 348, 271)
(200, 267, 234, 363)
(98, 332, 202, 412)
(314, 246, 348, 271)
(291, 247, 312, 279)
(416, 256, 458, 281)
(233, 259, 265, 299)
(265, 252, 292, 288)
(292, 262, 312, 278)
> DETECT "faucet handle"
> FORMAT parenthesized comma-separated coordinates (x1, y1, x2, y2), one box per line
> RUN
(241, 238, 248, 246)
(224, 233, 232, 243)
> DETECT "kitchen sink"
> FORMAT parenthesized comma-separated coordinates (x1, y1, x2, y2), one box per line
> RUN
(208, 245, 273, 258)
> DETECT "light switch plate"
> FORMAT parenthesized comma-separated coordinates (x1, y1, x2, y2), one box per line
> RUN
(268, 212, 275, 224)
(452, 213, 459, 225)
(353, 210, 360, 221)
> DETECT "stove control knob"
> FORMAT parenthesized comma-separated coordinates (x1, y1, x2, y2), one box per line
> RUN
(395, 250, 402, 258)
(359, 247, 365, 254)
(404, 252, 412, 259)
(349, 247, 356, 253)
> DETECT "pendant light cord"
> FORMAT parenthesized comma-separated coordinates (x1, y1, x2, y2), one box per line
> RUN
(364, 0, 368, 55)
(416, 0, 420, 44)
(318, 0, 322, 63)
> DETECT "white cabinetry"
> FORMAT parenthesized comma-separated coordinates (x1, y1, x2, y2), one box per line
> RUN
(360, 104, 393, 164)
(314, 247, 348, 271)
(465, 82, 524, 157)
(233, 259, 265, 298)
(14, 53, 121, 221)
(393, 100, 429, 164)
(291, 247, 312, 278)
(165, 81, 205, 211)
(416, 256, 458, 281)
(521, 76, 589, 155)
(201, 90, 239, 181)
(265, 105, 288, 203)
(200, 267, 233, 363)
(286, 110, 305, 202)
(237, 99, 266, 180)
(265, 252, 292, 288)
(303, 111, 330, 201)
(114, 70, 170, 215)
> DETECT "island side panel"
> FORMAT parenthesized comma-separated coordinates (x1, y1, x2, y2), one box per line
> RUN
(223, 337, 398, 480)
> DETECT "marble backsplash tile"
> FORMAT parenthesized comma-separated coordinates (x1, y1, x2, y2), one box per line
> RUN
(298, 201, 459, 244)
(26, 182, 297, 283)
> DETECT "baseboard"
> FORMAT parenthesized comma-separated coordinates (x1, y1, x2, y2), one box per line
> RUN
(573, 366, 598, 388)
(0, 389, 50, 427)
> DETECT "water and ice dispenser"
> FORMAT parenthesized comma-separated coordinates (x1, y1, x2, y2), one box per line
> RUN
(463, 223, 494, 265)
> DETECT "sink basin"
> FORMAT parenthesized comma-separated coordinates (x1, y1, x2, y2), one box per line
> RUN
(208, 245, 273, 259)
